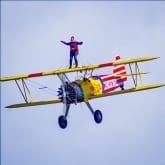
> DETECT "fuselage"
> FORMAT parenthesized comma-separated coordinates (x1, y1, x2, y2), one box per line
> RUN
(58, 73, 127, 104)
(74, 74, 126, 101)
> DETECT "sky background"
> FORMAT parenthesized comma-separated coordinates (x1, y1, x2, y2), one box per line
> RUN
(1, 1, 165, 165)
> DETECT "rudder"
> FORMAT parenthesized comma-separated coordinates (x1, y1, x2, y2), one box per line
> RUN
(113, 55, 127, 90)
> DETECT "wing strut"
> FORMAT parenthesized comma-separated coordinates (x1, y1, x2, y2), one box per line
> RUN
(128, 62, 145, 88)
(15, 79, 34, 103)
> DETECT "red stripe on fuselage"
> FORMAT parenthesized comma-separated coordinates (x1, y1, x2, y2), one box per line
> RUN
(121, 77, 127, 82)
(104, 86, 118, 93)
(101, 75, 114, 81)
(113, 65, 126, 73)
(28, 72, 43, 78)
(99, 73, 127, 83)
(103, 77, 127, 93)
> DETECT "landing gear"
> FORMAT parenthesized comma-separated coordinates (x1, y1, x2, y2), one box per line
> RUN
(94, 110, 102, 123)
(58, 103, 70, 129)
(58, 115, 67, 129)
(58, 102, 102, 129)
(86, 102, 103, 124)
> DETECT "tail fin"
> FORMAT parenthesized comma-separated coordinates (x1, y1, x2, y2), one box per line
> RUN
(113, 55, 127, 90)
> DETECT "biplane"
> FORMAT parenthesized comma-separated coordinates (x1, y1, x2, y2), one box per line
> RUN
(1, 55, 164, 129)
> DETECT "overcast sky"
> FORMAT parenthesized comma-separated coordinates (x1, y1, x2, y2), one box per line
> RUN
(1, 1, 165, 165)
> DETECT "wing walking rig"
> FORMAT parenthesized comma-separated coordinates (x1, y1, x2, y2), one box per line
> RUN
(1, 55, 164, 129)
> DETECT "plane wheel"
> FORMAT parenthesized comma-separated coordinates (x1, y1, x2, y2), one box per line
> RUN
(94, 110, 102, 124)
(58, 116, 67, 129)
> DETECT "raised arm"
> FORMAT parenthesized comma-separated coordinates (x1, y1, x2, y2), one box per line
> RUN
(77, 41, 83, 45)
(60, 41, 70, 45)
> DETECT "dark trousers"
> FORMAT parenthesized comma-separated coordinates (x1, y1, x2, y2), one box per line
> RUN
(70, 51, 78, 68)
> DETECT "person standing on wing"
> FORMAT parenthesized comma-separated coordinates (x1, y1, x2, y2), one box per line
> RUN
(61, 36, 83, 68)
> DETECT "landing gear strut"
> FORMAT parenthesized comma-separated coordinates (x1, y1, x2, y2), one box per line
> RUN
(58, 103, 70, 129)
(86, 102, 103, 124)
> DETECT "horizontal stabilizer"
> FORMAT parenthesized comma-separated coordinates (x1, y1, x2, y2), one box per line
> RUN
(114, 72, 149, 77)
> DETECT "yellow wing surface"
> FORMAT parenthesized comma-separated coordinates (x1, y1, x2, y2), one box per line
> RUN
(89, 84, 165, 100)
(6, 99, 62, 108)
(5, 84, 165, 108)
(0, 56, 159, 82)
(113, 56, 159, 65)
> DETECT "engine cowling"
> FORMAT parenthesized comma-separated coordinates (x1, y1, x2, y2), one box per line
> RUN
(57, 82, 84, 104)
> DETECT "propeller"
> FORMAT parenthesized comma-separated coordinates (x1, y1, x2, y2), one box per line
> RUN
(57, 82, 77, 104)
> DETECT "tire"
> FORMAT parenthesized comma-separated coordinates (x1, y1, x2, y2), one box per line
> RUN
(94, 110, 102, 124)
(58, 115, 67, 129)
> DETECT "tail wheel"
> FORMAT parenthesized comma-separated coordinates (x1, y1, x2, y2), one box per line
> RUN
(94, 110, 102, 124)
(58, 116, 67, 129)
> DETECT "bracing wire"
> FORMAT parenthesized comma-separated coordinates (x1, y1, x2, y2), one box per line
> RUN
(26, 79, 57, 97)
(25, 55, 70, 99)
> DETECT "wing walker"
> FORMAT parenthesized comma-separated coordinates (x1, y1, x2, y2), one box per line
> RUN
(1, 55, 164, 129)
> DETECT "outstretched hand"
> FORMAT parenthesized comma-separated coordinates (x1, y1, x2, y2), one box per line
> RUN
(60, 41, 65, 44)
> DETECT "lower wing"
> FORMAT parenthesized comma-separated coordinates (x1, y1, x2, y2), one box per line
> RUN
(6, 99, 62, 108)
(5, 84, 164, 108)
(88, 84, 165, 100)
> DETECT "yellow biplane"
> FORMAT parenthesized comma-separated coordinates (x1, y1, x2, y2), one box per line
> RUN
(1, 55, 164, 129)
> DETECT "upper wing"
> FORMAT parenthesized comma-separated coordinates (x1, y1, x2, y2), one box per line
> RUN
(6, 99, 62, 108)
(0, 63, 112, 81)
(0, 56, 159, 82)
(113, 56, 159, 65)
(88, 84, 165, 100)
